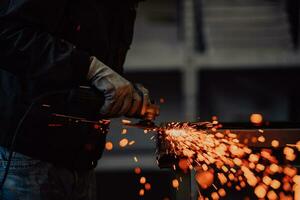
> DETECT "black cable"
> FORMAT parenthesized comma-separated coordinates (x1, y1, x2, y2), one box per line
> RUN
(0, 102, 35, 190)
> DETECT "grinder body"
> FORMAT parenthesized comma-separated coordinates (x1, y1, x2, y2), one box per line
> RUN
(18, 85, 158, 168)
(49, 85, 159, 122)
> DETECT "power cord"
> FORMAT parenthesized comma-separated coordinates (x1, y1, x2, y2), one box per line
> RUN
(0, 102, 35, 190)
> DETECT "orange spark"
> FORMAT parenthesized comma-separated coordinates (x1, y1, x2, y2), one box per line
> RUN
(271, 140, 280, 148)
(195, 170, 214, 189)
(119, 138, 128, 147)
(267, 190, 278, 200)
(105, 141, 113, 151)
(254, 184, 267, 198)
(145, 183, 151, 190)
(139, 189, 145, 196)
(140, 177, 146, 184)
(134, 167, 141, 174)
(121, 128, 127, 134)
(172, 179, 179, 188)
(250, 114, 263, 124)
(218, 188, 226, 197)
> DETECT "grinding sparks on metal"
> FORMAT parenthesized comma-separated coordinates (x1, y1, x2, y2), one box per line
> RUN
(158, 121, 300, 199)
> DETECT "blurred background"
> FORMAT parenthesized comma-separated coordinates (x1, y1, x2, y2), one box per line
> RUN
(95, 0, 300, 199)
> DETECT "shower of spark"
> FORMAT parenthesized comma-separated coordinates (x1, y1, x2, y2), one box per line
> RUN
(158, 121, 300, 200)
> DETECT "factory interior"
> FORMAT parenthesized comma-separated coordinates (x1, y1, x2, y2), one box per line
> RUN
(1, 0, 300, 200)
(96, 0, 300, 199)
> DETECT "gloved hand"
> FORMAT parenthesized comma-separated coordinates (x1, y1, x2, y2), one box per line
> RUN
(132, 84, 160, 121)
(87, 57, 146, 118)
(126, 84, 151, 118)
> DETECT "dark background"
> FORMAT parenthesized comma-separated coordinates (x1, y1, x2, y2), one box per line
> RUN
(95, 0, 300, 199)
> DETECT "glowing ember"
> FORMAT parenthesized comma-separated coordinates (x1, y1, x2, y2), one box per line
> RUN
(195, 170, 214, 189)
(258, 135, 266, 143)
(217, 173, 227, 185)
(293, 175, 300, 184)
(122, 119, 131, 124)
(159, 121, 300, 200)
(172, 179, 179, 188)
(166, 129, 187, 137)
(284, 147, 296, 161)
(283, 182, 292, 191)
(105, 141, 113, 151)
(139, 189, 145, 196)
(211, 192, 219, 200)
(267, 190, 278, 200)
(270, 179, 281, 189)
(140, 177, 146, 184)
(271, 140, 280, 148)
(134, 167, 141, 174)
(145, 183, 151, 190)
(249, 154, 259, 163)
(121, 128, 127, 134)
(254, 184, 267, 198)
(263, 176, 272, 186)
(284, 166, 297, 177)
(119, 138, 128, 147)
(250, 114, 263, 124)
(258, 129, 264, 133)
(218, 188, 226, 197)
(178, 158, 190, 173)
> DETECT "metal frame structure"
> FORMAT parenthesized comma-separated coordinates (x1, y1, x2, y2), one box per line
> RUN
(126, 0, 300, 123)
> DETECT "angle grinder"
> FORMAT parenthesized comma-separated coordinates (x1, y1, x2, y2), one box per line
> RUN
(42, 85, 160, 125)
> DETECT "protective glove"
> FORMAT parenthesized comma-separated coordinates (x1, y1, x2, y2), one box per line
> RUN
(87, 57, 146, 118)
(126, 84, 151, 118)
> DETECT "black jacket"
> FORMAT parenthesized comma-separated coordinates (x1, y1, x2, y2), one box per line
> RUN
(0, 0, 138, 168)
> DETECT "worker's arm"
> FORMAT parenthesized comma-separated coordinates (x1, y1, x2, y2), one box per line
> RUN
(0, 21, 146, 117)
(0, 0, 147, 117)
(0, 0, 89, 95)
(0, 21, 91, 95)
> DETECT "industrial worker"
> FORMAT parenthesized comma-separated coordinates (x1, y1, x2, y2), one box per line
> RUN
(0, 0, 149, 199)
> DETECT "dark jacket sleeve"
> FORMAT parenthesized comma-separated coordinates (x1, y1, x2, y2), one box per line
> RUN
(0, 20, 91, 97)
(0, 0, 91, 97)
